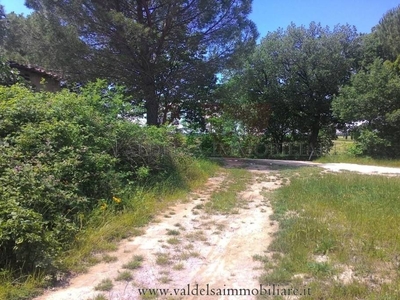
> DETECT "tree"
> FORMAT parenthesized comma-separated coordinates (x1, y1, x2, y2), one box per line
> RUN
(0, 5, 5, 41)
(374, 5, 400, 61)
(0, 11, 89, 79)
(225, 22, 359, 157)
(0, 57, 21, 86)
(24, 0, 258, 125)
(333, 58, 400, 157)
(240, 31, 295, 150)
(0, 8, 23, 87)
(219, 73, 272, 135)
(358, 32, 384, 69)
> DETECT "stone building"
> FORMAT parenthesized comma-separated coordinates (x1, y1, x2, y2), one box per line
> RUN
(9, 61, 63, 92)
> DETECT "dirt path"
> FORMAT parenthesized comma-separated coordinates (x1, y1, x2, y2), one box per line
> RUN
(35, 158, 400, 300)
(35, 160, 283, 300)
(319, 162, 400, 175)
(234, 158, 400, 175)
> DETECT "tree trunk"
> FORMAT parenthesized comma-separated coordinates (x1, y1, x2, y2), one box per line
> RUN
(145, 94, 159, 126)
(308, 117, 320, 160)
(142, 74, 159, 126)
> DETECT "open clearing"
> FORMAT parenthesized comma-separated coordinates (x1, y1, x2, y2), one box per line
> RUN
(34, 159, 400, 300)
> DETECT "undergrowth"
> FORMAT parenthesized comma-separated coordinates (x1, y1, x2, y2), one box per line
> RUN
(0, 83, 219, 299)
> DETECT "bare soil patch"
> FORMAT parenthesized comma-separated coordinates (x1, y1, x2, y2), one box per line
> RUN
(35, 161, 283, 300)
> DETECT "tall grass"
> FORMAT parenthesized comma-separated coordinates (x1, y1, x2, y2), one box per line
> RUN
(0, 270, 46, 300)
(261, 167, 400, 299)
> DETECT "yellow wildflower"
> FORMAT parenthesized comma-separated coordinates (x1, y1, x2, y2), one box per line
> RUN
(112, 196, 122, 204)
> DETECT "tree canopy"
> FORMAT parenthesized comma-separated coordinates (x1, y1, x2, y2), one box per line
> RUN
(0, 5, 5, 40)
(2, 2, 400, 158)
(222, 22, 360, 156)
(1, 11, 88, 76)
(20, 0, 258, 125)
(333, 58, 400, 156)
(374, 5, 400, 60)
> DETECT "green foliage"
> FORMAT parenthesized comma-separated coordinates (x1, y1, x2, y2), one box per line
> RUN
(221, 22, 359, 158)
(375, 5, 400, 60)
(357, 33, 384, 70)
(346, 143, 364, 157)
(0, 81, 198, 273)
(353, 129, 392, 156)
(0, 5, 5, 38)
(218, 75, 271, 135)
(201, 117, 239, 157)
(195, 117, 264, 158)
(317, 137, 400, 166)
(333, 58, 400, 157)
(0, 58, 21, 86)
(22, 0, 257, 125)
(0, 11, 88, 77)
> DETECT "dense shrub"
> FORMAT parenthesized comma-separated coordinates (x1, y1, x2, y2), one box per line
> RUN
(333, 58, 400, 158)
(0, 82, 187, 272)
(347, 128, 394, 157)
(0, 59, 20, 86)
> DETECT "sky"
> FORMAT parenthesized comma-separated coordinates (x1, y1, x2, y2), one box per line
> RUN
(1, 0, 400, 37)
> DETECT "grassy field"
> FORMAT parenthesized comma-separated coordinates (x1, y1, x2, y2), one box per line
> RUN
(258, 167, 400, 299)
(330, 136, 355, 154)
(316, 137, 400, 167)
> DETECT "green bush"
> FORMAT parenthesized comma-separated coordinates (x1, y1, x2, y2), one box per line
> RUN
(0, 81, 191, 272)
(346, 143, 364, 156)
(0, 58, 21, 86)
(350, 128, 392, 157)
